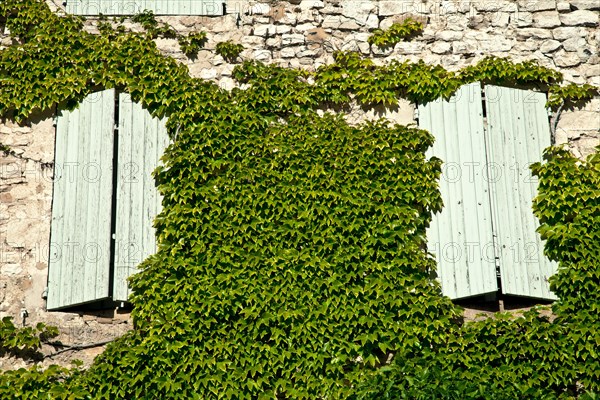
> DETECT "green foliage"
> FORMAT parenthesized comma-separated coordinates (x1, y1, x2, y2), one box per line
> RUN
(215, 40, 245, 63)
(0, 364, 87, 400)
(131, 9, 176, 39)
(0, 317, 58, 356)
(0, 0, 599, 398)
(367, 18, 424, 48)
(0, 142, 12, 155)
(459, 56, 562, 87)
(178, 31, 208, 58)
(532, 147, 600, 390)
(547, 83, 600, 108)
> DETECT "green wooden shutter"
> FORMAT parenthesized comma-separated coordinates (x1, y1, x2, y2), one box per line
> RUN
(47, 89, 116, 310)
(113, 93, 169, 302)
(418, 82, 498, 299)
(484, 85, 558, 300)
(66, 0, 224, 15)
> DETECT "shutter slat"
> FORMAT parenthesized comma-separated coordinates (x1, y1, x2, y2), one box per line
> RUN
(113, 93, 168, 302)
(47, 90, 115, 310)
(484, 85, 558, 300)
(66, 0, 224, 15)
(418, 82, 498, 299)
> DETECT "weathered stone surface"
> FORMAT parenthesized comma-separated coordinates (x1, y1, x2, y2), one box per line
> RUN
(281, 33, 305, 46)
(570, 0, 600, 10)
(249, 3, 270, 15)
(431, 41, 452, 54)
(554, 50, 583, 66)
(280, 46, 298, 58)
(559, 109, 600, 131)
(540, 39, 562, 52)
(533, 11, 562, 27)
(517, 28, 554, 40)
(517, 12, 534, 27)
(562, 36, 588, 51)
(552, 26, 588, 40)
(340, 0, 377, 20)
(253, 50, 272, 63)
(559, 10, 599, 26)
(491, 12, 511, 27)
(364, 14, 379, 29)
(379, 0, 414, 16)
(265, 37, 282, 48)
(480, 38, 513, 53)
(305, 27, 329, 44)
(435, 30, 463, 41)
(253, 24, 277, 37)
(452, 41, 477, 54)
(395, 42, 421, 54)
(556, 1, 572, 11)
(298, 0, 324, 10)
(518, 0, 557, 12)
(371, 44, 394, 56)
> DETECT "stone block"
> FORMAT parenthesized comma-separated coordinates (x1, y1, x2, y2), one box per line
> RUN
(379, 1, 414, 16)
(554, 50, 583, 67)
(516, 28, 553, 40)
(570, 0, 600, 10)
(562, 37, 588, 51)
(540, 39, 562, 53)
(280, 47, 298, 58)
(394, 42, 421, 55)
(435, 30, 463, 41)
(518, 0, 556, 12)
(281, 34, 305, 46)
(305, 28, 329, 44)
(533, 11, 562, 28)
(557, 110, 600, 131)
(559, 10, 599, 26)
(517, 12, 533, 27)
(491, 12, 511, 28)
(253, 24, 277, 37)
(552, 26, 587, 40)
(431, 41, 452, 54)
(340, 0, 377, 20)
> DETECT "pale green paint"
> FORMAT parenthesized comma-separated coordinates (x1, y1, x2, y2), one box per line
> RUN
(418, 82, 498, 299)
(47, 89, 115, 310)
(484, 85, 558, 300)
(66, 0, 224, 15)
(113, 93, 169, 302)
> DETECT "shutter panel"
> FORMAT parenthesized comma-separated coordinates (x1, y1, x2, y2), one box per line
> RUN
(47, 90, 115, 310)
(484, 85, 558, 300)
(113, 93, 169, 302)
(66, 0, 224, 15)
(418, 82, 498, 299)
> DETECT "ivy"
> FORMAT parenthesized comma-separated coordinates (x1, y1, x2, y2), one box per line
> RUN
(178, 31, 208, 58)
(131, 9, 176, 39)
(367, 18, 424, 48)
(547, 83, 600, 108)
(0, 317, 58, 356)
(0, 0, 599, 398)
(215, 40, 245, 63)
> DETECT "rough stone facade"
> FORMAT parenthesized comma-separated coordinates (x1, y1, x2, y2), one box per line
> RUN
(1, 0, 599, 369)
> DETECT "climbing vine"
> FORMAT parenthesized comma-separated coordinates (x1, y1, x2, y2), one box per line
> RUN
(0, 317, 58, 357)
(367, 18, 424, 48)
(0, 0, 599, 398)
(215, 40, 245, 63)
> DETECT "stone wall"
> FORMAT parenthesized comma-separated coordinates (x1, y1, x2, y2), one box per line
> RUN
(1, 0, 599, 369)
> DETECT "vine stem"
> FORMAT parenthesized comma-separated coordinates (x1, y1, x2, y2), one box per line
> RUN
(44, 340, 113, 359)
(550, 100, 565, 145)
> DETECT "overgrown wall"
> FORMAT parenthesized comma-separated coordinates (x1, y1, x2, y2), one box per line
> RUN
(0, 0, 598, 368)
